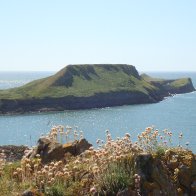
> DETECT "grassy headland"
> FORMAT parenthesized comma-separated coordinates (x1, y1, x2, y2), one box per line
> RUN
(0, 64, 195, 114)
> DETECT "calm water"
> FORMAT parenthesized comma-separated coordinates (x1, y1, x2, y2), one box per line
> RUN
(0, 71, 196, 152)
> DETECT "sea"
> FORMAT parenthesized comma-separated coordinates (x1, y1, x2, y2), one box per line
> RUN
(0, 71, 196, 153)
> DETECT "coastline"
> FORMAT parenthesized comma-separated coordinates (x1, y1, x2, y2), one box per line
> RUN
(0, 89, 194, 116)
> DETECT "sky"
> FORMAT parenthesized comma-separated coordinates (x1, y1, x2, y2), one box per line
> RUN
(0, 0, 196, 72)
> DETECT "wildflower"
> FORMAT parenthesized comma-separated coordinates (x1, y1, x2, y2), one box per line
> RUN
(51, 178, 55, 183)
(125, 133, 131, 138)
(179, 132, 183, 138)
(174, 168, 179, 175)
(163, 140, 167, 145)
(105, 129, 109, 134)
(74, 160, 80, 164)
(96, 139, 101, 144)
(90, 187, 97, 193)
(89, 147, 94, 151)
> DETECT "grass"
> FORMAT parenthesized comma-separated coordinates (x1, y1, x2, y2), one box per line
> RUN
(0, 64, 176, 100)
(170, 78, 191, 88)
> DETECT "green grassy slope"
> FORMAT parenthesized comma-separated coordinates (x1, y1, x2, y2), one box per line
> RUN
(141, 73, 193, 90)
(0, 64, 158, 100)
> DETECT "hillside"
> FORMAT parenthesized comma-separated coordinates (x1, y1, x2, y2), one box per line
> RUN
(0, 64, 195, 114)
(0, 64, 156, 99)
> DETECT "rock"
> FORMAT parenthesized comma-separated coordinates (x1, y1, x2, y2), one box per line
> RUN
(191, 181, 196, 195)
(63, 138, 92, 156)
(29, 137, 92, 164)
(165, 149, 196, 195)
(135, 153, 153, 181)
(30, 137, 65, 164)
(75, 138, 92, 155)
(167, 159, 179, 170)
(0, 145, 29, 162)
(135, 153, 177, 195)
(117, 188, 137, 196)
(22, 189, 35, 196)
(178, 164, 191, 192)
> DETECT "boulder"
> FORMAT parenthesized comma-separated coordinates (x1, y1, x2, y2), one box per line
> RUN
(29, 137, 66, 164)
(29, 137, 92, 164)
(75, 138, 92, 155)
(63, 138, 92, 157)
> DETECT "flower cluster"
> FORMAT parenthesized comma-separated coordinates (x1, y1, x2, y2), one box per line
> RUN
(0, 150, 6, 177)
(137, 127, 173, 153)
(47, 125, 83, 144)
(0, 126, 191, 195)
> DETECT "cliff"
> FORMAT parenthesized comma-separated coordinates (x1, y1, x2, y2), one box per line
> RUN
(0, 64, 195, 114)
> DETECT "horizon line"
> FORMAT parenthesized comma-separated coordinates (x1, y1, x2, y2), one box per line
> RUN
(0, 69, 196, 73)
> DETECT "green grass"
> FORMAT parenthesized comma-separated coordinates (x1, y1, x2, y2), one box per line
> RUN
(170, 78, 191, 88)
(141, 73, 192, 90)
(0, 64, 193, 100)
(0, 64, 157, 99)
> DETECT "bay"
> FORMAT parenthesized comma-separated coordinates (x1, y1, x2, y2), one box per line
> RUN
(0, 71, 195, 153)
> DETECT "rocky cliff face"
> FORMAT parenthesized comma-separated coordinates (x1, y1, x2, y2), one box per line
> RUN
(136, 149, 196, 196)
(0, 91, 156, 114)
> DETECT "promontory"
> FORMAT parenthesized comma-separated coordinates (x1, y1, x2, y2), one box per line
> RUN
(0, 64, 195, 114)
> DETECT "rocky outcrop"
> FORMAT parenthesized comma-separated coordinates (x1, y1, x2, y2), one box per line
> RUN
(29, 137, 92, 164)
(29, 137, 65, 164)
(135, 153, 178, 195)
(0, 91, 155, 114)
(134, 150, 196, 196)
(0, 145, 29, 162)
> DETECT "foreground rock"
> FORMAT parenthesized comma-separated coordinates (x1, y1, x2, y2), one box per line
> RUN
(28, 137, 92, 164)
(134, 149, 196, 196)
(0, 145, 29, 162)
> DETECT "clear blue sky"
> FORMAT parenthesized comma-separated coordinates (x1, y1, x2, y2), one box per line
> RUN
(0, 0, 196, 71)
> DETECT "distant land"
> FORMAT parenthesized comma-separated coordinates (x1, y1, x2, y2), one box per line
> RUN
(0, 64, 195, 114)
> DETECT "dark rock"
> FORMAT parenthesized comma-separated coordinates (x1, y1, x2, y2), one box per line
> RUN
(63, 138, 92, 156)
(0, 145, 29, 162)
(29, 137, 92, 164)
(117, 188, 137, 196)
(178, 164, 191, 193)
(135, 153, 153, 181)
(135, 153, 177, 195)
(75, 138, 92, 155)
(30, 137, 65, 164)
(22, 189, 35, 196)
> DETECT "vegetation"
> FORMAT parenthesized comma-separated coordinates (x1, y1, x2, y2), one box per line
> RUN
(0, 126, 195, 195)
(141, 73, 193, 89)
(0, 64, 193, 100)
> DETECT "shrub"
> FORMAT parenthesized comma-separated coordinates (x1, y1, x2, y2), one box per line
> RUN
(96, 157, 134, 195)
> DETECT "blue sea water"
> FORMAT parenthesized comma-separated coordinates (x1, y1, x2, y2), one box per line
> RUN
(0, 71, 196, 153)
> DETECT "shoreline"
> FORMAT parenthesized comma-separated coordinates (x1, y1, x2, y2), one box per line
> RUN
(0, 90, 195, 116)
